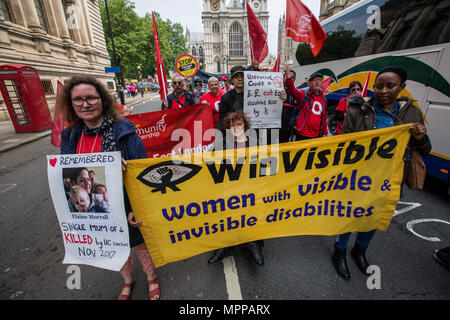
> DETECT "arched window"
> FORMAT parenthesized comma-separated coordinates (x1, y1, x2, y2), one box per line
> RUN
(199, 46, 204, 56)
(229, 22, 243, 56)
(212, 22, 219, 34)
(192, 46, 197, 56)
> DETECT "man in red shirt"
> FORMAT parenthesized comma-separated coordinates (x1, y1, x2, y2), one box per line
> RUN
(283, 65, 328, 140)
(200, 77, 223, 127)
(161, 75, 195, 110)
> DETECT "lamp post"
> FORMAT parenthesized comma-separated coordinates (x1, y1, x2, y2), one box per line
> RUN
(104, 0, 124, 104)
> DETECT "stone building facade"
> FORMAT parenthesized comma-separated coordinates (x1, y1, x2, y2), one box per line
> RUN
(185, 28, 206, 71)
(201, 0, 269, 74)
(277, 13, 296, 68)
(0, 0, 114, 121)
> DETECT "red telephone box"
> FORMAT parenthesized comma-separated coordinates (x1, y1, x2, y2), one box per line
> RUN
(0, 64, 52, 133)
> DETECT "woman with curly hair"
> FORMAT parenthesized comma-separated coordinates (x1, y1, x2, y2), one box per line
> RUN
(59, 75, 160, 300)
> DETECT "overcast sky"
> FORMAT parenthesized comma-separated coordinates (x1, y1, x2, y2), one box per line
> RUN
(132, 0, 320, 56)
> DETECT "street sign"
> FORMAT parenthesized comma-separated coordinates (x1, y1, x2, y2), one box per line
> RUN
(175, 54, 198, 78)
(105, 67, 121, 73)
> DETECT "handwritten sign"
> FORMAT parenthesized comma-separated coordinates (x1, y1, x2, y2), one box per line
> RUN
(47, 152, 130, 271)
(175, 54, 199, 78)
(244, 71, 284, 129)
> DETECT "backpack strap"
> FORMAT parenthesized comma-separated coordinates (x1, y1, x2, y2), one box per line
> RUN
(288, 95, 310, 141)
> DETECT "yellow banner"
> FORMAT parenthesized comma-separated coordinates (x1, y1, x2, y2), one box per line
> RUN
(124, 124, 411, 267)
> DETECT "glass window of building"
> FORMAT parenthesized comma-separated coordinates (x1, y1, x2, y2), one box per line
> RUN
(34, 0, 49, 33)
(229, 22, 243, 56)
(0, 0, 15, 23)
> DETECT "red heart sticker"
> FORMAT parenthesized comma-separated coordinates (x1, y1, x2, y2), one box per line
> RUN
(49, 158, 57, 167)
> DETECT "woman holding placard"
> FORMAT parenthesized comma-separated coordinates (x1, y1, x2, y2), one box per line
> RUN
(59, 75, 160, 300)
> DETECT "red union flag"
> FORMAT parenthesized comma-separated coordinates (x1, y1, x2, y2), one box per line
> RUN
(321, 76, 333, 94)
(125, 105, 215, 158)
(286, 0, 327, 56)
(246, 2, 268, 64)
(272, 53, 280, 72)
(51, 80, 65, 147)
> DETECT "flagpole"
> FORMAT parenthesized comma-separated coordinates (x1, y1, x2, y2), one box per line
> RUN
(249, 37, 254, 61)
(160, 64, 167, 100)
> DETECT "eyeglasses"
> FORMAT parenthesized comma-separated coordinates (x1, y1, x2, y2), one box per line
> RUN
(173, 81, 183, 85)
(72, 97, 100, 107)
(350, 87, 362, 93)
(195, 83, 202, 87)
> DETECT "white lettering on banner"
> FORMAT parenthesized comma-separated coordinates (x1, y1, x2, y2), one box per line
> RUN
(136, 114, 167, 140)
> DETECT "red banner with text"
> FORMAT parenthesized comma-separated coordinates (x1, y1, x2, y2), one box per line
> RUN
(125, 105, 215, 158)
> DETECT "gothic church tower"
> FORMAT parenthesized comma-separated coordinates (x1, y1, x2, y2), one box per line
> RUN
(202, 0, 269, 73)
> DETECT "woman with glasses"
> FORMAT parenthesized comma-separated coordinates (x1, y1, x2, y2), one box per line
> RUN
(192, 78, 205, 104)
(334, 81, 363, 135)
(59, 75, 160, 300)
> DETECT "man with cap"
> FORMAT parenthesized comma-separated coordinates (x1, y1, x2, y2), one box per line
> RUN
(283, 64, 328, 140)
(220, 75, 231, 93)
(216, 65, 246, 131)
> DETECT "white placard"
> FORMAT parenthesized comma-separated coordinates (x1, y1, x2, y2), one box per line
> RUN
(47, 152, 130, 271)
(244, 71, 284, 128)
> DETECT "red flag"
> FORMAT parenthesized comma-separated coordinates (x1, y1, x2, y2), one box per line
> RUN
(272, 54, 280, 72)
(51, 80, 65, 147)
(285, 0, 327, 57)
(362, 70, 371, 97)
(125, 105, 214, 158)
(152, 12, 168, 101)
(321, 76, 333, 94)
(246, 2, 268, 64)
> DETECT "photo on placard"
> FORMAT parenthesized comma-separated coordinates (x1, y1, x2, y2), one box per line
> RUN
(62, 167, 111, 213)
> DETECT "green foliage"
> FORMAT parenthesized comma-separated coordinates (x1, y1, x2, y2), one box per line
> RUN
(99, 0, 188, 80)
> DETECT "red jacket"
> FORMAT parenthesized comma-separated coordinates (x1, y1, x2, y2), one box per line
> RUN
(285, 77, 328, 137)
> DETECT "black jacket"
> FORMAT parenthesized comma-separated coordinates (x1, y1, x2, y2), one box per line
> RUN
(161, 90, 195, 110)
(217, 89, 244, 130)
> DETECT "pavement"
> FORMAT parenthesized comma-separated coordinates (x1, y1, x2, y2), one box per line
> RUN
(0, 93, 156, 154)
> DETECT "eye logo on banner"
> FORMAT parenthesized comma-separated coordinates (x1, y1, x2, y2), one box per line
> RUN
(137, 161, 202, 194)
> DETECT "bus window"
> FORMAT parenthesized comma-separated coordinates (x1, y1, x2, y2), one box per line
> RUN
(295, 0, 450, 66)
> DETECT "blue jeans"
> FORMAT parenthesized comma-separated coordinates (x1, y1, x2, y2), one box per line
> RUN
(334, 230, 376, 250)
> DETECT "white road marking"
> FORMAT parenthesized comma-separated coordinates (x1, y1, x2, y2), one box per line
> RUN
(393, 201, 422, 217)
(406, 219, 450, 242)
(222, 256, 243, 300)
(0, 183, 17, 194)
